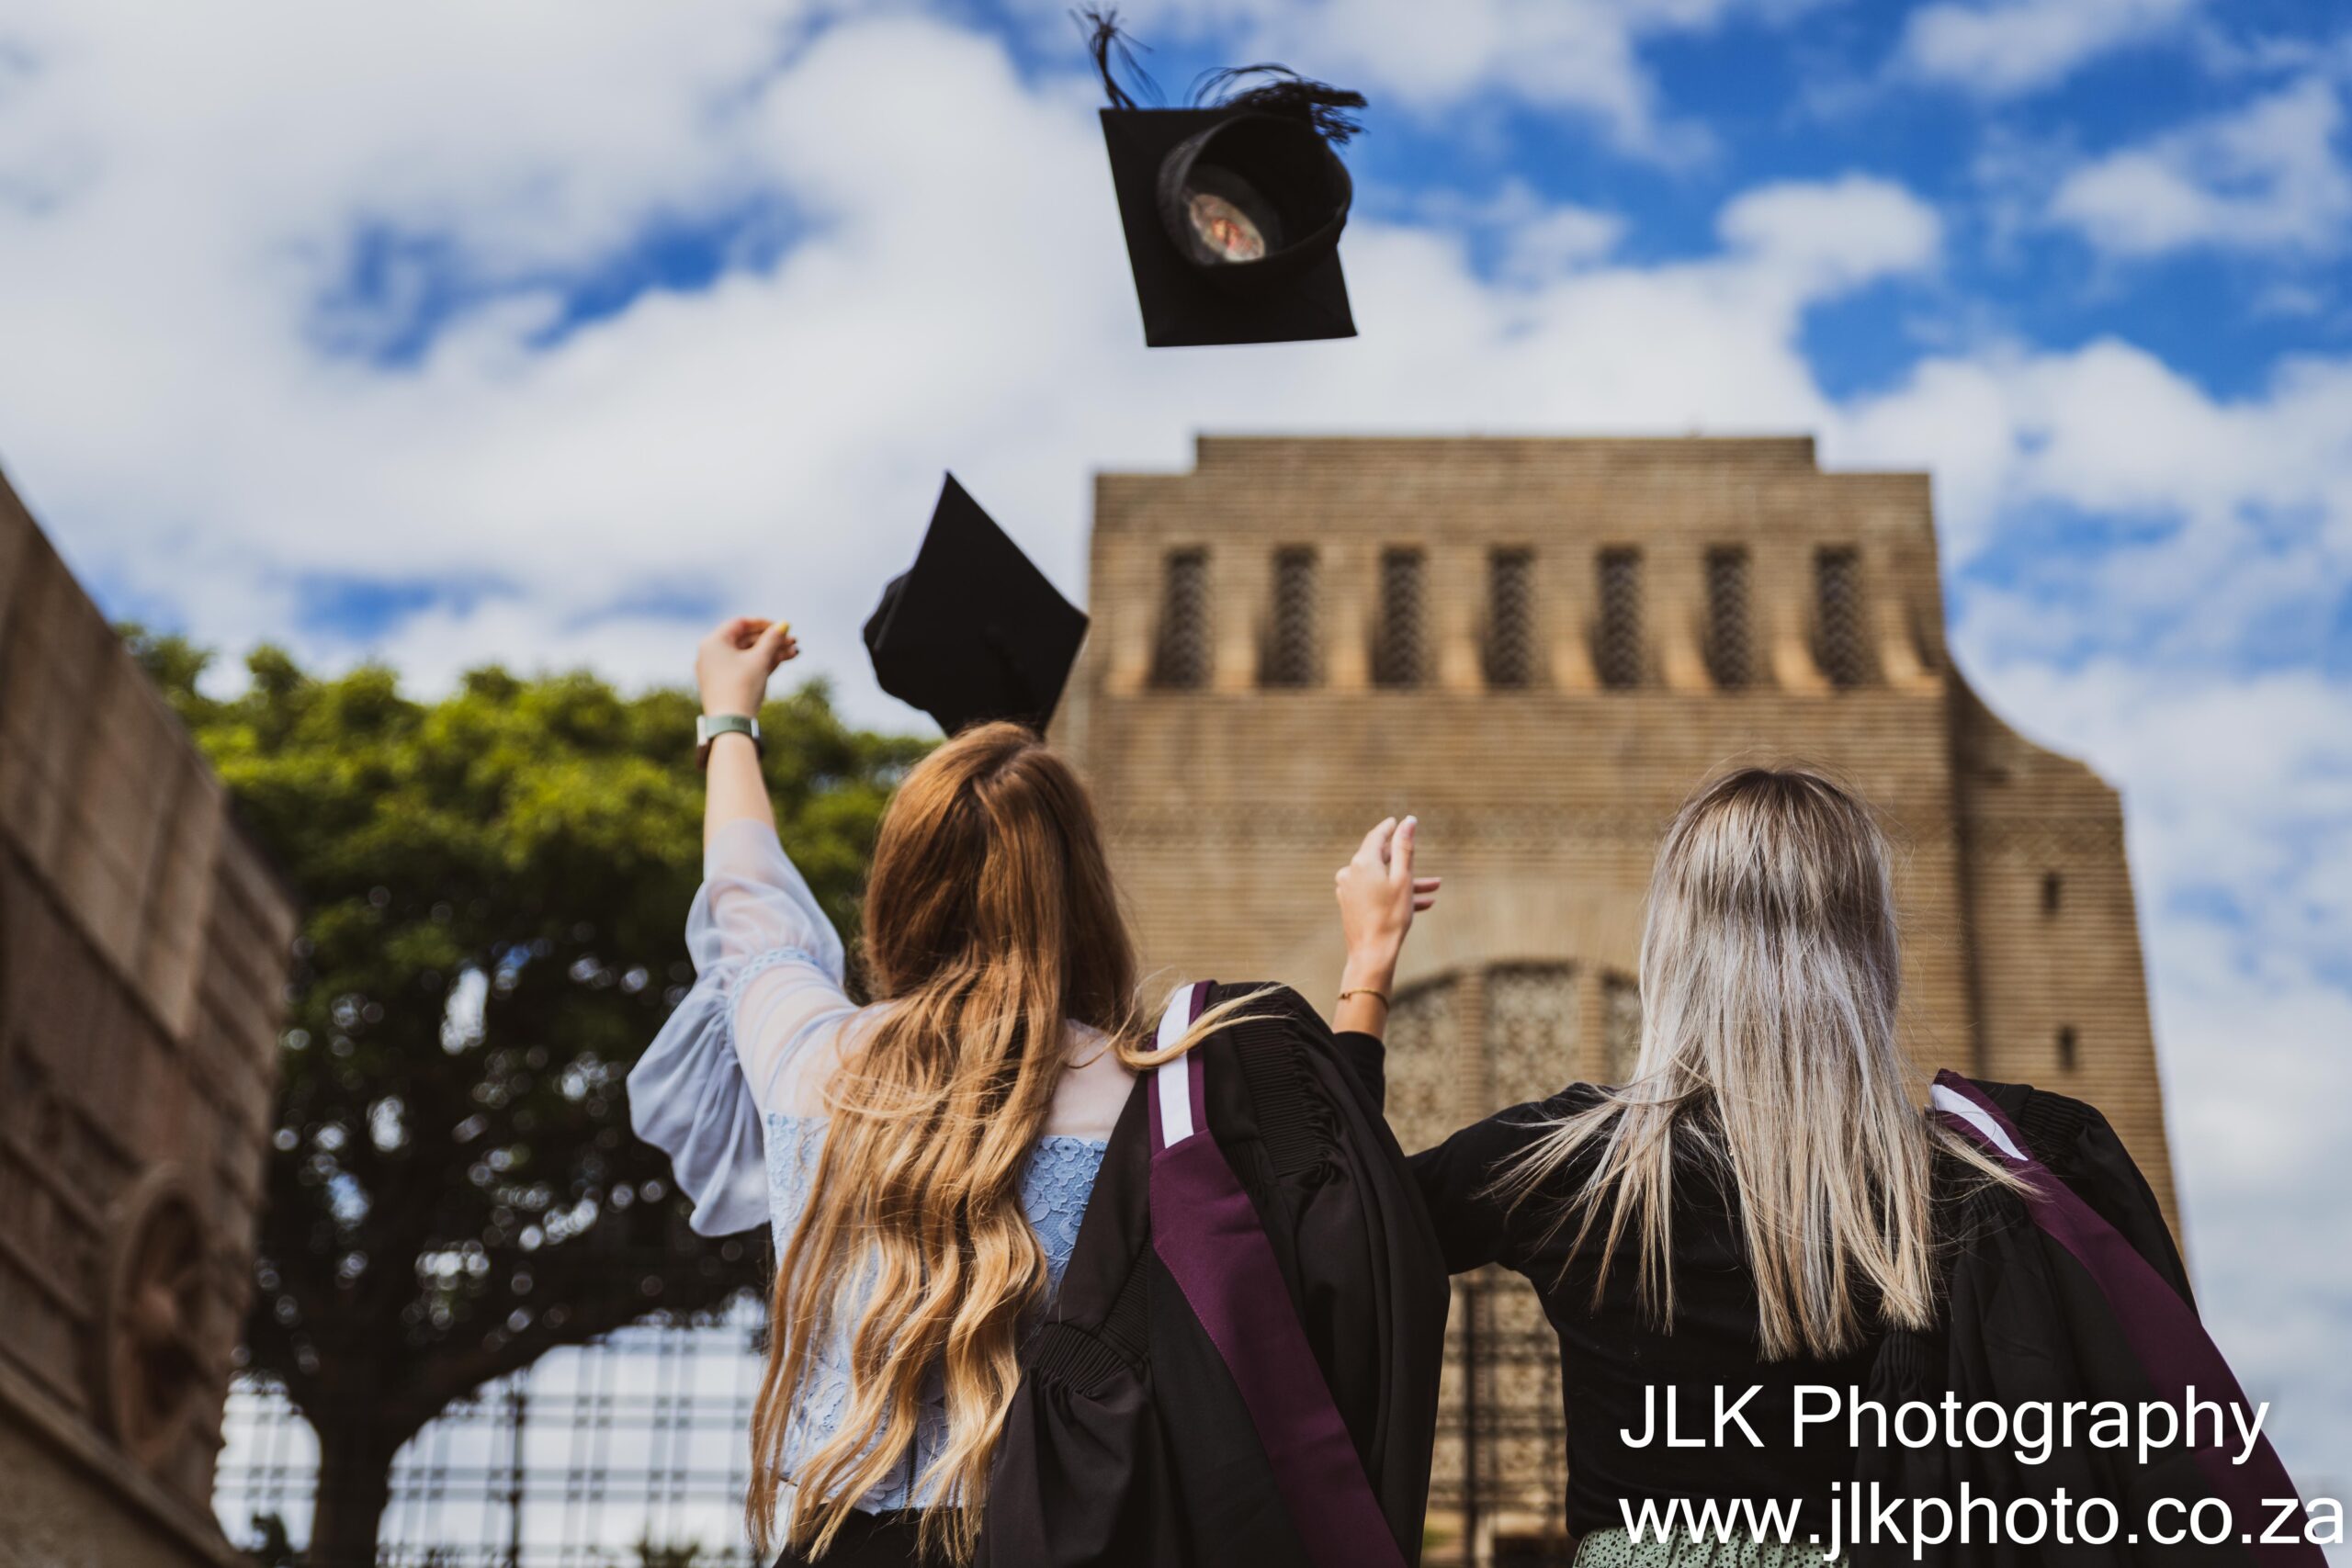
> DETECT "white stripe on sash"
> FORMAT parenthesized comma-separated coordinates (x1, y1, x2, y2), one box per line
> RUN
(1154, 983, 1199, 1146)
(1929, 1082, 2027, 1162)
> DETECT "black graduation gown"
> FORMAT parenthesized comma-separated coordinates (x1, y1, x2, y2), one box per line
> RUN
(1851, 1074, 2324, 1568)
(978, 981, 1450, 1568)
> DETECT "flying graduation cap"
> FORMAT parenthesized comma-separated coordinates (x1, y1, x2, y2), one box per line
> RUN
(862, 475, 1089, 737)
(1084, 10, 1367, 348)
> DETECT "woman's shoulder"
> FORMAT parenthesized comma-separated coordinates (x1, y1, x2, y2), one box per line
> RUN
(1434, 1081, 1611, 1162)
(1043, 1021, 1136, 1142)
(754, 1000, 888, 1118)
(1553, 1080, 1612, 1111)
(1510, 1079, 1612, 1125)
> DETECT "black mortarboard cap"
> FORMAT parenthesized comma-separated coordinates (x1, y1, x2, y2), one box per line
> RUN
(862, 475, 1088, 736)
(1085, 12, 1364, 347)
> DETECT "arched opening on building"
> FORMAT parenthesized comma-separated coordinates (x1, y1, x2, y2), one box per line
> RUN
(1385, 960, 1642, 1565)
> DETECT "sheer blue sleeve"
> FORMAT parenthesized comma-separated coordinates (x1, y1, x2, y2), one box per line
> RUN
(628, 818, 865, 1235)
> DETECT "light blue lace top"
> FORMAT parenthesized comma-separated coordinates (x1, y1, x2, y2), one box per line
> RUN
(628, 818, 1114, 1514)
(763, 1117, 1106, 1504)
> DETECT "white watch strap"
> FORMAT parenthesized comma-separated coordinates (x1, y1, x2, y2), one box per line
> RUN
(695, 713, 761, 763)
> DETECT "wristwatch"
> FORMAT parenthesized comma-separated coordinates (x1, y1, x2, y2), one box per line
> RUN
(695, 713, 763, 768)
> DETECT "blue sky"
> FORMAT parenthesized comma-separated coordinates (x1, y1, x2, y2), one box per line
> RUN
(5, 0, 2350, 1534)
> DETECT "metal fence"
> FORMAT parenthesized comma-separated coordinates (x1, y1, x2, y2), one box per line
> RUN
(215, 1301, 768, 1567)
(213, 1280, 1573, 1568)
(1430, 1271, 1575, 1567)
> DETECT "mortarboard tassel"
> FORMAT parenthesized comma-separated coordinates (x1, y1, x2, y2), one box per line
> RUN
(1191, 66, 1367, 146)
(1075, 6, 1154, 112)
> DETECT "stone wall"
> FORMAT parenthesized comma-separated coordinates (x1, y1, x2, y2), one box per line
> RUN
(0, 468, 299, 1568)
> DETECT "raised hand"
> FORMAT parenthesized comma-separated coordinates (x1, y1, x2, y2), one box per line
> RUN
(695, 616, 799, 716)
(1333, 815, 1440, 1035)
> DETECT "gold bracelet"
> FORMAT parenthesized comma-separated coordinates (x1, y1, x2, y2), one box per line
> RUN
(1336, 987, 1391, 1006)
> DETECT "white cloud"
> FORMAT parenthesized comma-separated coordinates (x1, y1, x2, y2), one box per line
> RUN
(1414, 180, 1626, 285)
(0, 3, 820, 276)
(1498, 204, 1627, 283)
(0, 2, 1942, 708)
(1899, 0, 2200, 97)
(1716, 172, 1943, 297)
(1835, 336, 2352, 591)
(1032, 0, 1819, 161)
(2050, 75, 2352, 258)
(1965, 660, 2352, 1486)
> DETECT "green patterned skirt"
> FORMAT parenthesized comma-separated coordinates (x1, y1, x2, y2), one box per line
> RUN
(1572, 1528, 1838, 1568)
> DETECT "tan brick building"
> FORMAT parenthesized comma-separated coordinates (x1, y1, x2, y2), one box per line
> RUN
(1056, 434, 2176, 1563)
(0, 468, 299, 1568)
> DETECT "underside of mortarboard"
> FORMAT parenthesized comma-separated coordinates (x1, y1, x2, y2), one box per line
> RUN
(1082, 9, 1366, 348)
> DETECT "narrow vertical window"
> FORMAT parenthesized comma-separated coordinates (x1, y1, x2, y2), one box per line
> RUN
(1484, 547, 1535, 689)
(1594, 547, 1644, 691)
(1262, 547, 1318, 688)
(2056, 1025, 2079, 1071)
(1373, 547, 1425, 689)
(2041, 872, 2064, 916)
(1151, 547, 1210, 690)
(1814, 547, 1871, 689)
(1704, 547, 1752, 690)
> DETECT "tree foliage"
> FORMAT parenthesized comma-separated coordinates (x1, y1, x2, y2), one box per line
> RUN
(129, 631, 926, 1563)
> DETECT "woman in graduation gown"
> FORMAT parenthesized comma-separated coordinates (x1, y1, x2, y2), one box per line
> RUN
(1374, 768, 2312, 1568)
(1347, 767, 2314, 1568)
(627, 617, 1439, 1568)
(1347, 769, 2061, 1566)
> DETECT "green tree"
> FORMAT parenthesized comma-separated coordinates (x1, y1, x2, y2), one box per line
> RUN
(628, 1537, 705, 1568)
(130, 633, 926, 1568)
(243, 1513, 299, 1567)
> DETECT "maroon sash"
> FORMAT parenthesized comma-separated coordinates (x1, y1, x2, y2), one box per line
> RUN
(1148, 981, 1408, 1568)
(1931, 1072, 2322, 1567)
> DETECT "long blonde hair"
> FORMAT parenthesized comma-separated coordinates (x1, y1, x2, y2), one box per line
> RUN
(746, 723, 1232, 1562)
(1493, 765, 2010, 1360)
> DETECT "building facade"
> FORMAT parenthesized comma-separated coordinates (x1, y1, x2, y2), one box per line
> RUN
(1057, 434, 2177, 1563)
(0, 468, 300, 1568)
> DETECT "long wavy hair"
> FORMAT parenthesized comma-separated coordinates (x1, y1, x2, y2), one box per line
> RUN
(1489, 766, 2016, 1360)
(745, 722, 1237, 1562)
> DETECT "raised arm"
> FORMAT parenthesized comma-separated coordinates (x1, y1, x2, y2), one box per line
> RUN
(1402, 1103, 1548, 1275)
(1331, 815, 1440, 1039)
(696, 615, 794, 852)
(626, 619, 865, 1235)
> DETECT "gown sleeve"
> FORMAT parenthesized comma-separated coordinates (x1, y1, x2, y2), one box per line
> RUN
(1405, 1086, 1600, 1275)
(1330, 1030, 1386, 1113)
(628, 817, 865, 1235)
(1405, 1113, 1530, 1275)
